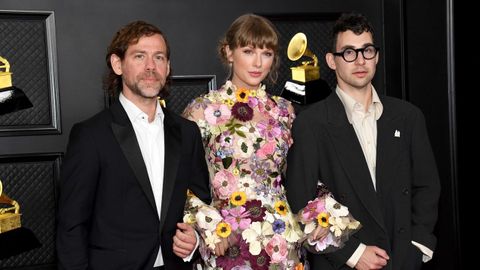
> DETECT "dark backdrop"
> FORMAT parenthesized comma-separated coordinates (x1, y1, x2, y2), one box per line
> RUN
(0, 0, 459, 269)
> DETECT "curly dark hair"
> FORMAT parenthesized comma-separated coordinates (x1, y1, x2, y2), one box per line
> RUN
(218, 13, 280, 84)
(331, 13, 375, 52)
(103, 20, 171, 99)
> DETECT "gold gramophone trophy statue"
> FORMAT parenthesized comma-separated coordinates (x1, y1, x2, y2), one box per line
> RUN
(281, 33, 331, 105)
(0, 56, 33, 115)
(0, 179, 21, 234)
(0, 178, 41, 259)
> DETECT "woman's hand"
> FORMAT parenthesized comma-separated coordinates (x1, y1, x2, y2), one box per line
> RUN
(214, 237, 230, 256)
(309, 225, 329, 241)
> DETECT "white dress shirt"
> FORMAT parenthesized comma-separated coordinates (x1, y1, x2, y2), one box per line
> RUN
(336, 86, 383, 190)
(119, 93, 198, 266)
(120, 93, 166, 266)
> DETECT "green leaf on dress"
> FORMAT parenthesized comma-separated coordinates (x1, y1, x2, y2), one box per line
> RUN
(222, 157, 232, 169)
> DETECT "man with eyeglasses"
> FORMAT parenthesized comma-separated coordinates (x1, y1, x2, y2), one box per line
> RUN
(286, 12, 440, 270)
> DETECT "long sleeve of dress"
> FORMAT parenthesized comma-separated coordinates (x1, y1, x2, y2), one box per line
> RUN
(295, 182, 361, 253)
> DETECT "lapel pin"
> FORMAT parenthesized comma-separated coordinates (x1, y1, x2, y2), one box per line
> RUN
(394, 130, 400, 137)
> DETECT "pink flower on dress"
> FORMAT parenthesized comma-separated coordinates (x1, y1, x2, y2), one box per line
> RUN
(256, 141, 276, 159)
(265, 234, 288, 263)
(248, 96, 259, 108)
(221, 206, 252, 231)
(212, 170, 237, 199)
(301, 198, 326, 222)
(204, 103, 231, 125)
(256, 119, 281, 141)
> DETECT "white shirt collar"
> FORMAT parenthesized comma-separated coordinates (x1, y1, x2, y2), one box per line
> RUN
(335, 86, 383, 123)
(119, 92, 164, 124)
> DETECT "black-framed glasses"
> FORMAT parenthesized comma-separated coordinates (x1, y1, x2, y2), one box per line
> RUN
(333, 45, 380, 62)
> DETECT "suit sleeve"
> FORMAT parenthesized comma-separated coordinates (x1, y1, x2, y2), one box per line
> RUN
(187, 122, 211, 205)
(57, 123, 99, 270)
(285, 115, 321, 213)
(410, 108, 441, 251)
(286, 113, 362, 267)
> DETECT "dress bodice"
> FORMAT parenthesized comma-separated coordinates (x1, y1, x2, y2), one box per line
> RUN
(183, 81, 295, 198)
(183, 81, 306, 270)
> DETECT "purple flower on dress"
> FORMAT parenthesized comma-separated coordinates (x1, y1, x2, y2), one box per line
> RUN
(272, 219, 286, 234)
(249, 160, 271, 182)
(222, 206, 252, 231)
(231, 102, 254, 122)
(244, 200, 266, 222)
(256, 119, 281, 141)
(247, 249, 270, 270)
(216, 236, 250, 270)
(272, 175, 282, 189)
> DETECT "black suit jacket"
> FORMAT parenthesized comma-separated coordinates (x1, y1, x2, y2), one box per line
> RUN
(286, 93, 440, 270)
(57, 101, 211, 270)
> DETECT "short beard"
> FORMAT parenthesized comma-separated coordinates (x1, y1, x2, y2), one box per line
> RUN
(126, 71, 165, 99)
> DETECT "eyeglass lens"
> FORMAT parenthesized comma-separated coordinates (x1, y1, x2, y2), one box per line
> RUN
(338, 45, 378, 62)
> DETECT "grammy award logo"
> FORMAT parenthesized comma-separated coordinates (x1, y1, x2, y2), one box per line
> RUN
(0, 56, 33, 115)
(281, 33, 330, 105)
(0, 179, 21, 234)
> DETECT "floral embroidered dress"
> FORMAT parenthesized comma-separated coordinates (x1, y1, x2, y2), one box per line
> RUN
(183, 81, 359, 270)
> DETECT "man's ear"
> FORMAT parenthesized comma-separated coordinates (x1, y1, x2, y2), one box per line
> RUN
(110, 54, 122, 75)
(166, 60, 171, 77)
(325, 53, 336, 70)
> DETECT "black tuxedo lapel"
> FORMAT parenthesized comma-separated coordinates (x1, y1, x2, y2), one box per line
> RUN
(110, 102, 158, 215)
(159, 109, 181, 232)
(325, 94, 386, 232)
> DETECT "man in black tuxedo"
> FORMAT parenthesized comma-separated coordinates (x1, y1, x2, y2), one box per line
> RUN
(286, 13, 440, 270)
(57, 21, 211, 270)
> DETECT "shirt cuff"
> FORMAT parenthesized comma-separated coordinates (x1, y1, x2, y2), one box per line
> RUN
(346, 243, 366, 268)
(412, 240, 433, 262)
(183, 230, 200, 262)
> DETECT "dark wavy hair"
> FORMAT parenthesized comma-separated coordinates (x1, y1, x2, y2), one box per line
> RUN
(218, 13, 280, 84)
(103, 20, 171, 99)
(331, 13, 375, 52)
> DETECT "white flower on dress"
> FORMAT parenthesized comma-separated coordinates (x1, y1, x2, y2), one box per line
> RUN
(190, 195, 206, 208)
(233, 137, 254, 159)
(325, 196, 349, 217)
(204, 229, 221, 250)
(282, 216, 301, 243)
(328, 216, 349, 237)
(237, 176, 257, 200)
(242, 221, 274, 255)
(196, 206, 223, 232)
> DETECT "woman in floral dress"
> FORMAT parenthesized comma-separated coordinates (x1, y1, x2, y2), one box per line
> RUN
(181, 14, 359, 270)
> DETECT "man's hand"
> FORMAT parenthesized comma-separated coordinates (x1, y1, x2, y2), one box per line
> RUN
(355, 246, 389, 270)
(173, 223, 197, 258)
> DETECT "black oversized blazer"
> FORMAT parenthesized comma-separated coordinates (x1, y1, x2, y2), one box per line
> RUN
(57, 101, 211, 270)
(286, 92, 440, 270)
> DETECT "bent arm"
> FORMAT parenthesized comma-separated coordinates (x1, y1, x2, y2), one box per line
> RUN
(57, 124, 99, 270)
